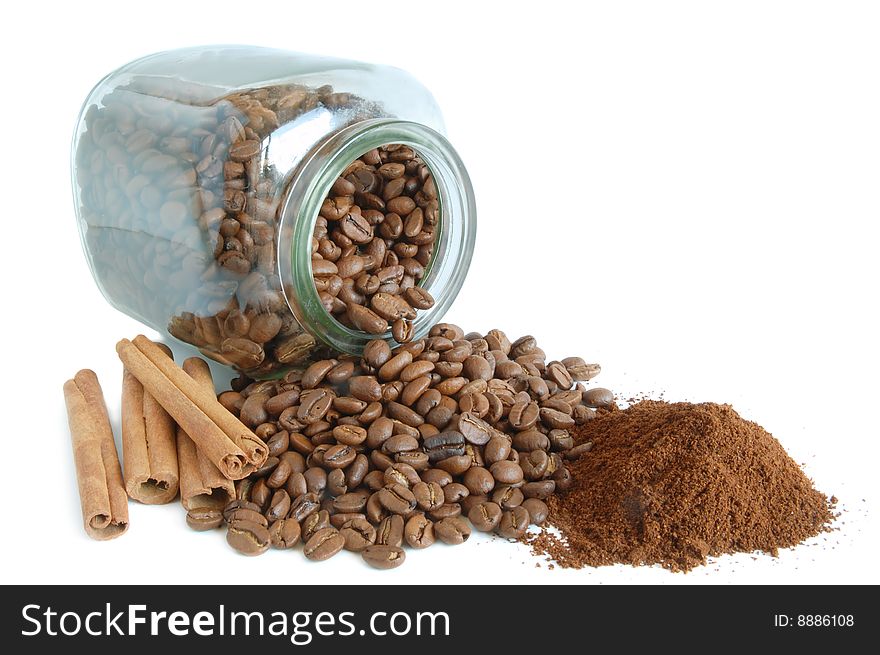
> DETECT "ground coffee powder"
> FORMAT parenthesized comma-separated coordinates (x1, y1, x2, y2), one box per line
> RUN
(530, 401, 835, 571)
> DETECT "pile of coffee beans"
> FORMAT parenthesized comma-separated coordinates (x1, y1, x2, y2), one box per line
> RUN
(311, 145, 439, 342)
(200, 323, 612, 568)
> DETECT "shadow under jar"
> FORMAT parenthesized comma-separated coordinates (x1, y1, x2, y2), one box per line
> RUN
(72, 46, 476, 377)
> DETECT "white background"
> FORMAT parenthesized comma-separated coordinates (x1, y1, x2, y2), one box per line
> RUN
(1, 0, 877, 585)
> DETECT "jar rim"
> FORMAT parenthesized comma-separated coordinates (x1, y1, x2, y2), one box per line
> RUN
(277, 118, 477, 355)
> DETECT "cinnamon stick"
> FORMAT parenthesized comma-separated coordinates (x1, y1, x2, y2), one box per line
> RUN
(64, 370, 129, 540)
(131, 335, 267, 466)
(177, 357, 234, 510)
(115, 337, 264, 480)
(121, 342, 179, 503)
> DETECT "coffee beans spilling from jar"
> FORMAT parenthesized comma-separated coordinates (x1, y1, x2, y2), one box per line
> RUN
(311, 145, 438, 341)
(208, 324, 611, 567)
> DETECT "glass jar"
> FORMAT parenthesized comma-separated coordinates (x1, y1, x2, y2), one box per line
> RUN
(72, 45, 476, 377)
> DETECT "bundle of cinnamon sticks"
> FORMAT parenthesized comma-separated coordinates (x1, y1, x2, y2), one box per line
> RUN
(64, 335, 267, 540)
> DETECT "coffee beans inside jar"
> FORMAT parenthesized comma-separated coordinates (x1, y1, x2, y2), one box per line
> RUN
(310, 145, 438, 341)
(208, 323, 612, 568)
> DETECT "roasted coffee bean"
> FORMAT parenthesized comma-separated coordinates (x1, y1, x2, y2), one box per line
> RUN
(521, 450, 550, 481)
(403, 287, 435, 310)
(463, 466, 495, 495)
(484, 434, 513, 464)
(349, 375, 383, 403)
(394, 450, 429, 471)
(492, 485, 524, 510)
(460, 494, 489, 515)
(522, 480, 556, 499)
(404, 514, 435, 549)
(345, 454, 369, 488)
(375, 515, 404, 547)
(384, 463, 421, 488)
(583, 387, 614, 408)
(323, 444, 357, 469)
(362, 544, 406, 570)
(434, 517, 471, 545)
(458, 412, 493, 445)
(377, 484, 417, 515)
(566, 442, 594, 460)
(227, 520, 271, 556)
(442, 482, 470, 504)
(223, 499, 262, 522)
(562, 357, 601, 381)
(267, 489, 292, 521)
(423, 430, 466, 462)
(427, 503, 462, 521)
(496, 506, 530, 539)
(269, 518, 302, 549)
(362, 340, 392, 369)
(303, 527, 345, 561)
(303, 467, 327, 496)
(333, 424, 368, 446)
(468, 501, 502, 532)
(326, 468, 348, 497)
(382, 433, 420, 454)
(421, 469, 453, 487)
(333, 492, 368, 513)
(186, 508, 224, 531)
(521, 498, 549, 525)
(340, 517, 377, 552)
(490, 461, 525, 485)
(301, 510, 332, 542)
(413, 481, 445, 511)
(288, 492, 321, 523)
(512, 430, 550, 452)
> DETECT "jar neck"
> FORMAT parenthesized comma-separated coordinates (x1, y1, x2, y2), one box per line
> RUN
(278, 119, 477, 355)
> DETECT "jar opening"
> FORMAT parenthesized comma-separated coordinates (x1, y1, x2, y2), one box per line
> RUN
(278, 119, 476, 355)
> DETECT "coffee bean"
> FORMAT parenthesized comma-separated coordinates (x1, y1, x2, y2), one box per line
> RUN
(566, 442, 594, 459)
(269, 518, 302, 548)
(323, 444, 357, 469)
(303, 527, 345, 561)
(522, 498, 549, 525)
(434, 517, 471, 545)
(463, 466, 495, 495)
(375, 515, 404, 547)
(427, 503, 462, 521)
(377, 484, 417, 515)
(227, 507, 268, 528)
(489, 461, 525, 485)
(496, 505, 530, 539)
(347, 304, 388, 334)
(186, 508, 224, 531)
(334, 492, 368, 513)
(468, 501, 502, 532)
(404, 514, 435, 549)
(362, 544, 406, 570)
(413, 481, 445, 511)
(492, 485, 524, 509)
(302, 510, 332, 542)
(288, 492, 321, 523)
(522, 480, 556, 499)
(458, 412, 493, 445)
(583, 387, 614, 408)
(227, 520, 271, 556)
(442, 482, 470, 504)
(267, 489, 292, 521)
(340, 517, 377, 552)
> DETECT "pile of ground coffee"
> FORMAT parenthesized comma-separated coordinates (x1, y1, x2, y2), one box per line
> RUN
(530, 401, 835, 571)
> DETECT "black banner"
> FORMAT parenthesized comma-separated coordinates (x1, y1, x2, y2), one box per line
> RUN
(2, 585, 868, 652)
